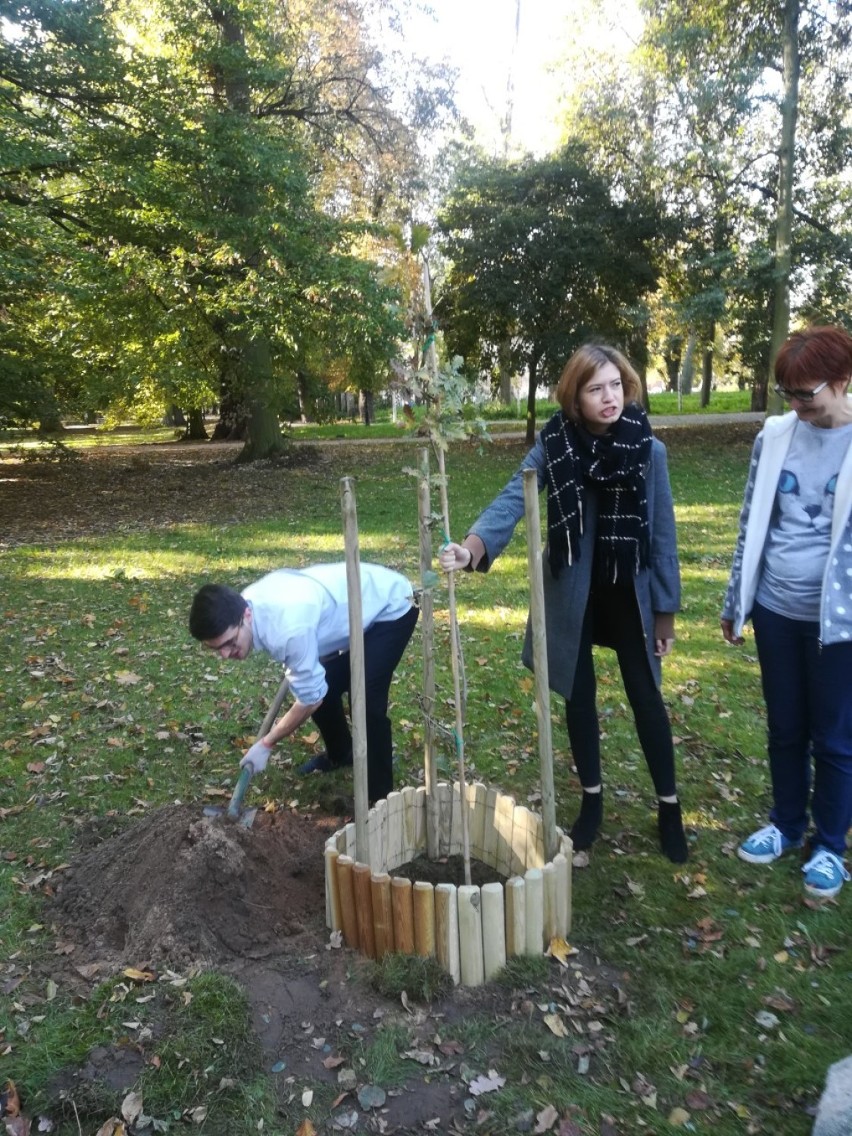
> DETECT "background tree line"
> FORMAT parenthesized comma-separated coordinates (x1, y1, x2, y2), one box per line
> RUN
(2, 0, 850, 454)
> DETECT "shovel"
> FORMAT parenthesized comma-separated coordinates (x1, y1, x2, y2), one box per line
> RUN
(202, 675, 291, 827)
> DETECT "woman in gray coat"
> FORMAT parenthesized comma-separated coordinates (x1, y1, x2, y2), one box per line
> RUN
(440, 344, 687, 862)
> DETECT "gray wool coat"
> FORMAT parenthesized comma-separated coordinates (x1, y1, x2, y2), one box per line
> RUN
(467, 427, 681, 700)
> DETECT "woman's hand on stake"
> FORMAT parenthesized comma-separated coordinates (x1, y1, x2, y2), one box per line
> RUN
(439, 542, 472, 572)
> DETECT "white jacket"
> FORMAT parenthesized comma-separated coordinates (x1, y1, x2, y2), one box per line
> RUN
(722, 411, 852, 644)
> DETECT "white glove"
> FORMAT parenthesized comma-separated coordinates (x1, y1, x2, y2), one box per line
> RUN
(438, 542, 472, 572)
(240, 739, 272, 774)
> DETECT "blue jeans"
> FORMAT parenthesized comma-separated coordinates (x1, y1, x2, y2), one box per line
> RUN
(752, 601, 852, 856)
(312, 606, 418, 803)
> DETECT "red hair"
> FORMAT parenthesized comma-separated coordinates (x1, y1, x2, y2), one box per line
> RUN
(775, 325, 852, 390)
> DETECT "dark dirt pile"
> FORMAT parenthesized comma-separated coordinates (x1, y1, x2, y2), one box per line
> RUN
(52, 805, 340, 967)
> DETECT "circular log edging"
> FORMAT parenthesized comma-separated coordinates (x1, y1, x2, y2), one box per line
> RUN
(324, 781, 573, 986)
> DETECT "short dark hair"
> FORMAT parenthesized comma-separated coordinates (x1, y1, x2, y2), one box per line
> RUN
(189, 584, 247, 641)
(775, 325, 852, 391)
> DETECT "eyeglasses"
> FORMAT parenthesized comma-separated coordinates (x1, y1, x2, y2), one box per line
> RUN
(773, 380, 829, 403)
(208, 616, 244, 655)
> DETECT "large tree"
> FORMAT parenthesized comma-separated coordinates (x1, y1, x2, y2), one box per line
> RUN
(0, 0, 449, 452)
(437, 144, 661, 443)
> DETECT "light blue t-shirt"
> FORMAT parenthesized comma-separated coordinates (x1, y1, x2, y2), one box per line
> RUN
(757, 420, 852, 621)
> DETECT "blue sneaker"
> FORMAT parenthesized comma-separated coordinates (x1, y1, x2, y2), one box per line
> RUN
(802, 848, 850, 899)
(738, 824, 803, 864)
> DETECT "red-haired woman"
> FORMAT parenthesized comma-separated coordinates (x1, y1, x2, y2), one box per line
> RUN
(440, 343, 687, 863)
(722, 324, 852, 899)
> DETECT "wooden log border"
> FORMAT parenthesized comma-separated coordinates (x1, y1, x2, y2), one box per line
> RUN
(324, 781, 573, 986)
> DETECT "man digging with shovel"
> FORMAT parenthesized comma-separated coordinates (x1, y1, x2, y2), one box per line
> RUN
(189, 563, 418, 805)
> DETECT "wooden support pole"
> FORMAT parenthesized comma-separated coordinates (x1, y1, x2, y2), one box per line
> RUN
(481, 882, 506, 981)
(353, 863, 376, 959)
(435, 883, 460, 984)
(435, 444, 472, 887)
(391, 876, 415, 955)
(340, 477, 369, 864)
(371, 873, 395, 959)
(413, 881, 436, 957)
(337, 855, 359, 950)
(522, 468, 558, 864)
(418, 447, 440, 860)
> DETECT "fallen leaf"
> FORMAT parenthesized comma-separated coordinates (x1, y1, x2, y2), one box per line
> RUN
(543, 1013, 568, 1038)
(763, 991, 796, 1013)
(754, 1011, 779, 1030)
(357, 1085, 386, 1110)
(120, 1093, 143, 1125)
(94, 1122, 125, 1136)
(123, 967, 156, 983)
(468, 1071, 505, 1096)
(546, 937, 579, 965)
(668, 1107, 691, 1126)
(685, 1089, 713, 1110)
(295, 1121, 317, 1136)
(533, 1103, 558, 1132)
(1, 1081, 21, 1117)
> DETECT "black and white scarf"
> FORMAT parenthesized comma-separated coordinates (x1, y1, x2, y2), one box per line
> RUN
(540, 402, 652, 582)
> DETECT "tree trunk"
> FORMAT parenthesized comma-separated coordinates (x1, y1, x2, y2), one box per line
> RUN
(525, 356, 540, 445)
(699, 323, 715, 408)
(163, 405, 186, 427)
(237, 336, 287, 461)
(767, 0, 800, 418)
(497, 337, 513, 404)
(183, 407, 208, 440)
(359, 388, 374, 426)
(679, 332, 697, 395)
(297, 372, 313, 422)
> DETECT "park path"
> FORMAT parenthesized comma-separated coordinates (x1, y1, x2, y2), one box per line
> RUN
(289, 410, 765, 445)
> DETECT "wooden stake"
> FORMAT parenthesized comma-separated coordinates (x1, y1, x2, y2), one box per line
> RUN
(340, 477, 369, 864)
(505, 876, 526, 957)
(324, 845, 341, 932)
(391, 876, 415, 955)
(435, 883, 460, 984)
(413, 881, 436, 957)
(522, 468, 558, 863)
(371, 873, 395, 959)
(523, 867, 544, 956)
(353, 863, 376, 959)
(458, 885, 484, 986)
(418, 447, 440, 859)
(435, 444, 472, 887)
(337, 855, 359, 950)
(481, 882, 506, 981)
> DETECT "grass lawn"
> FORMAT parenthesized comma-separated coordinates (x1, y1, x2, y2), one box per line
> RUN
(0, 421, 845, 1136)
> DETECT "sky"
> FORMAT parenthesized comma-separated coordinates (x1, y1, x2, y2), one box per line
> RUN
(397, 0, 644, 156)
(403, 0, 566, 155)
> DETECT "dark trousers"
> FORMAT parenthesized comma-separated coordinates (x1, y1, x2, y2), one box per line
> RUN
(752, 601, 852, 856)
(312, 606, 418, 803)
(565, 585, 677, 797)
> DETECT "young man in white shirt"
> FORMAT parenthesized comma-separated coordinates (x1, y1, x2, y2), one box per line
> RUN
(190, 563, 418, 803)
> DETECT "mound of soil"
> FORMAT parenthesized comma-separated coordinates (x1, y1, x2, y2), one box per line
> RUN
(52, 805, 339, 967)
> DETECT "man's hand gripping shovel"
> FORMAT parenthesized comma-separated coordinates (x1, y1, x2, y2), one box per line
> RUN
(202, 675, 291, 828)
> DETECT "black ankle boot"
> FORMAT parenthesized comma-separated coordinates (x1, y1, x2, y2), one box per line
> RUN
(570, 790, 603, 851)
(658, 800, 688, 863)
